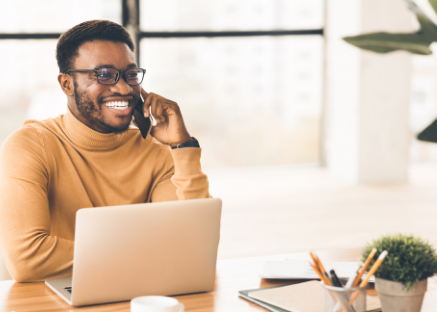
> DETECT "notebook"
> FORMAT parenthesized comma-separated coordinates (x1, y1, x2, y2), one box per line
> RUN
(245, 281, 381, 312)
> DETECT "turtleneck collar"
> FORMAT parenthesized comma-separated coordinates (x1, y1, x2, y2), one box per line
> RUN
(62, 106, 126, 151)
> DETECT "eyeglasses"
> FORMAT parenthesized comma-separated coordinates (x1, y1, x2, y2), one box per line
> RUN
(65, 67, 146, 86)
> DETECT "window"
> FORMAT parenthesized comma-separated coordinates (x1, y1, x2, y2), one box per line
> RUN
(138, 0, 325, 167)
(141, 36, 323, 167)
(0, 0, 121, 143)
(0, 0, 324, 168)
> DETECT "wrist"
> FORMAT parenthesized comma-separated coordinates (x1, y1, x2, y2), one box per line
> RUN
(171, 147, 203, 175)
(170, 134, 193, 147)
(171, 137, 200, 149)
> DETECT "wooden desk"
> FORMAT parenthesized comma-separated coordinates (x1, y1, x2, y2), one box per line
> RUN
(1, 248, 437, 311)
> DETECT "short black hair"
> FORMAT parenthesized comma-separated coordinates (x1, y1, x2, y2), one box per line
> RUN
(56, 20, 135, 73)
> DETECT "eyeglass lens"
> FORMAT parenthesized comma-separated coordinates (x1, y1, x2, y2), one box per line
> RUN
(97, 68, 145, 86)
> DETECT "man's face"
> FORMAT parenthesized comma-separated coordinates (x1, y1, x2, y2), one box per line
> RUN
(71, 40, 141, 133)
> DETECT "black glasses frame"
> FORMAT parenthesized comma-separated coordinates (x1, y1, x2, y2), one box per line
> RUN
(65, 67, 146, 86)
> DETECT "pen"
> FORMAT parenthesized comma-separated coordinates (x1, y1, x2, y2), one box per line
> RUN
(309, 253, 356, 312)
(330, 269, 343, 287)
(329, 268, 355, 312)
(352, 248, 377, 287)
(349, 250, 388, 305)
(332, 268, 360, 312)
(309, 261, 352, 311)
(346, 268, 360, 288)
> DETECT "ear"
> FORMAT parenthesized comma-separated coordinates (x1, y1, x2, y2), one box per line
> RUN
(58, 73, 75, 96)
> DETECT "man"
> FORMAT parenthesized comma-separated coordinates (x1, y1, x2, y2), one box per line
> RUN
(0, 20, 210, 282)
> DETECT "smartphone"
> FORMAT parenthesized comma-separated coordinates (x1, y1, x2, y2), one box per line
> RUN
(133, 95, 151, 139)
(418, 118, 437, 143)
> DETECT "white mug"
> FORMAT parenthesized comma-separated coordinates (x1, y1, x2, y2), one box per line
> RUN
(131, 296, 184, 312)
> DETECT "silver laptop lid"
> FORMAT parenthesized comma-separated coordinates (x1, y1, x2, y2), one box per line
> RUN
(71, 198, 222, 306)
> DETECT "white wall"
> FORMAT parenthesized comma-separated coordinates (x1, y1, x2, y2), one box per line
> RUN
(325, 0, 414, 183)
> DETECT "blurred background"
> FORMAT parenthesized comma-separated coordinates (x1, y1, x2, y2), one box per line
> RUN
(2, 0, 437, 167)
(1, 0, 437, 280)
(0, 0, 323, 168)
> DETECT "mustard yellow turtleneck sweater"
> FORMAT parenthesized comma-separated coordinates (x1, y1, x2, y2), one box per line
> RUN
(0, 108, 210, 282)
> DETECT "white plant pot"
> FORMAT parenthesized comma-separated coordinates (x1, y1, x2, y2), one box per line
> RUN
(375, 277, 427, 312)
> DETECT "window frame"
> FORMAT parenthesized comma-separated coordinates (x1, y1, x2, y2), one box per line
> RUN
(0, 0, 326, 165)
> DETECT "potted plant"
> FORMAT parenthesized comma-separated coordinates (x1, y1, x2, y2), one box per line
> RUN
(361, 233, 437, 312)
(343, 0, 437, 142)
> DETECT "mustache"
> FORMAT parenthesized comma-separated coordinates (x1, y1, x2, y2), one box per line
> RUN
(99, 93, 137, 103)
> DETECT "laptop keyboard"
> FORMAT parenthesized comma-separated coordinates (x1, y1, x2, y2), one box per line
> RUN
(64, 286, 72, 293)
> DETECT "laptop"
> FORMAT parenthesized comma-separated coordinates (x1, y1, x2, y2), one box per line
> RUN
(45, 198, 222, 306)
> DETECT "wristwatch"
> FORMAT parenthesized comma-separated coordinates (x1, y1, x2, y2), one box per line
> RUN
(171, 137, 200, 149)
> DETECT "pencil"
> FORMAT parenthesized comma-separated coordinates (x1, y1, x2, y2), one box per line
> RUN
(309, 251, 319, 269)
(310, 251, 332, 284)
(352, 248, 377, 287)
(349, 250, 388, 305)
(309, 261, 331, 285)
(311, 251, 327, 275)
(311, 266, 350, 312)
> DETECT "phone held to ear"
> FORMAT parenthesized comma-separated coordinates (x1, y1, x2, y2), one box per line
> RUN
(133, 95, 151, 139)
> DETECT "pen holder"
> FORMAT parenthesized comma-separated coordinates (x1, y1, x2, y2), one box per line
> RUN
(322, 283, 367, 312)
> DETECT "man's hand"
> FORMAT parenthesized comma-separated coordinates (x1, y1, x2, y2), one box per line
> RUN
(140, 89, 191, 147)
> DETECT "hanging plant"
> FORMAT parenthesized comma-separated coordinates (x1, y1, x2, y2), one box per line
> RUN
(342, 0, 437, 142)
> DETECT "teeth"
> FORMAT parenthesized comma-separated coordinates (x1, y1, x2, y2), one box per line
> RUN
(104, 101, 129, 110)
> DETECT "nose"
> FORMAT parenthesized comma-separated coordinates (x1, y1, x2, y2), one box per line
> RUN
(110, 73, 132, 95)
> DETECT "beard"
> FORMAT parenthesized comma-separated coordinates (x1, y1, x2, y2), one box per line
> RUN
(73, 79, 131, 133)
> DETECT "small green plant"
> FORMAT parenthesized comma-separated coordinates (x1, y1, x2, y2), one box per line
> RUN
(361, 233, 437, 290)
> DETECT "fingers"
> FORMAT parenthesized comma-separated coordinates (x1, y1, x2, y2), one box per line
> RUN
(153, 96, 164, 123)
(141, 92, 190, 145)
(141, 88, 150, 118)
(146, 92, 179, 124)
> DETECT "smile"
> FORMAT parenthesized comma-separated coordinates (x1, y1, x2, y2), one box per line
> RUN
(104, 101, 129, 110)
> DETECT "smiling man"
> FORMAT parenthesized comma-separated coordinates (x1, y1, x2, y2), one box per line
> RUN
(0, 20, 210, 282)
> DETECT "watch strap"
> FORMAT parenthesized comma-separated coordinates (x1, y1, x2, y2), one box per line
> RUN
(171, 137, 200, 149)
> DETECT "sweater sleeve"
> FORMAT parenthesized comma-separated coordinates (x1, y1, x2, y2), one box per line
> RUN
(150, 147, 211, 202)
(0, 127, 73, 282)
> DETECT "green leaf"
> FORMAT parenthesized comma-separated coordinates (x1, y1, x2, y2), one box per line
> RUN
(416, 15, 437, 40)
(406, 1, 437, 39)
(428, 0, 437, 17)
(342, 0, 437, 55)
(343, 32, 433, 55)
